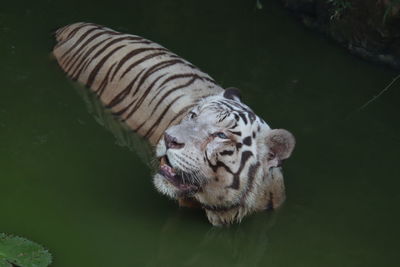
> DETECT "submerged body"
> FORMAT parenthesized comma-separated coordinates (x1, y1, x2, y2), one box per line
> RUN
(53, 23, 295, 225)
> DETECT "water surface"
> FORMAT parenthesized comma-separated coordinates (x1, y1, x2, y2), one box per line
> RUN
(0, 0, 399, 266)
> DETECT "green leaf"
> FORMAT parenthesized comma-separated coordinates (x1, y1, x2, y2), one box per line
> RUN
(0, 234, 52, 267)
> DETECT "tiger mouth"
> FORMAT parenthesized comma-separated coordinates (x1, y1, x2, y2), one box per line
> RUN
(158, 156, 199, 195)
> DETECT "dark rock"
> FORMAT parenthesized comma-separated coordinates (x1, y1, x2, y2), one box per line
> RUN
(280, 0, 400, 70)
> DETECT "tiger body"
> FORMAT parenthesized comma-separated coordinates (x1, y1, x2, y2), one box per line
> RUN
(53, 23, 295, 225)
(53, 22, 223, 145)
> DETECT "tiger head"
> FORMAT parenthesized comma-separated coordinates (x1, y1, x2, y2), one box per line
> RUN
(153, 88, 295, 226)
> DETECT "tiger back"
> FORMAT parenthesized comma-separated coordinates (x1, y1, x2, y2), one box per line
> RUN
(53, 22, 223, 145)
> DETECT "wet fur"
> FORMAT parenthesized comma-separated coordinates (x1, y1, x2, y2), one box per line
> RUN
(53, 22, 295, 226)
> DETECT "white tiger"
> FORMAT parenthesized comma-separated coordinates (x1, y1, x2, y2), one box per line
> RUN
(53, 22, 295, 225)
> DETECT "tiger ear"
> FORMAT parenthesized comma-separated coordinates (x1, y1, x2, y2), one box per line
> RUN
(265, 129, 295, 168)
(223, 87, 241, 102)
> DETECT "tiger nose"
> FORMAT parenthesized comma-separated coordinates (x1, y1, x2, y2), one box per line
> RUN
(164, 133, 185, 149)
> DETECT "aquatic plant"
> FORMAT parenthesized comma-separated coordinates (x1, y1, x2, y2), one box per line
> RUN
(0, 234, 51, 267)
(327, 0, 352, 21)
(281, 0, 400, 69)
(382, 0, 400, 24)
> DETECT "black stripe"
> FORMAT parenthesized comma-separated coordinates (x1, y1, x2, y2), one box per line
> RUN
(207, 158, 233, 174)
(148, 75, 197, 106)
(236, 143, 242, 150)
(85, 44, 126, 88)
(111, 47, 162, 81)
(158, 73, 196, 88)
(54, 23, 96, 49)
(65, 30, 115, 72)
(66, 23, 91, 39)
(148, 78, 196, 116)
(112, 100, 136, 117)
(106, 68, 145, 109)
(247, 162, 260, 180)
(157, 73, 212, 88)
(143, 95, 185, 138)
(119, 49, 168, 79)
(70, 37, 113, 79)
(132, 120, 147, 132)
(230, 101, 255, 116)
(248, 112, 256, 123)
(60, 25, 100, 61)
(128, 40, 153, 45)
(96, 62, 117, 97)
(229, 131, 241, 136)
(229, 151, 253, 189)
(169, 105, 195, 126)
(229, 122, 238, 129)
(219, 150, 234, 156)
(137, 73, 167, 100)
(122, 59, 183, 120)
(55, 25, 68, 40)
(116, 71, 166, 119)
(240, 162, 260, 202)
(122, 72, 168, 121)
(229, 102, 257, 124)
(238, 112, 248, 125)
(218, 101, 243, 113)
(218, 114, 228, 122)
(154, 104, 196, 140)
(72, 34, 137, 78)
(243, 136, 252, 146)
(87, 36, 133, 65)
(168, 54, 197, 68)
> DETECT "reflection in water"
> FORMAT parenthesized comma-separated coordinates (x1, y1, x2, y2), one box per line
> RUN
(147, 210, 277, 266)
(72, 81, 155, 168)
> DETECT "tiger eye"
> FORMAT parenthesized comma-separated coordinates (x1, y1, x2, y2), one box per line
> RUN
(215, 132, 228, 139)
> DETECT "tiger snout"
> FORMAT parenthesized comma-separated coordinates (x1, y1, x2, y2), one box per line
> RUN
(164, 133, 185, 149)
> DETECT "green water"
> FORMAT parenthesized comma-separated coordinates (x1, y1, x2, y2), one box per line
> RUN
(1, 0, 399, 266)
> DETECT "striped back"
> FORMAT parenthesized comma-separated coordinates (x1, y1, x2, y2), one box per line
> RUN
(53, 22, 223, 145)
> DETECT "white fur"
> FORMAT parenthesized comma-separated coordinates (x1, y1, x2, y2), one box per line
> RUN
(153, 92, 293, 225)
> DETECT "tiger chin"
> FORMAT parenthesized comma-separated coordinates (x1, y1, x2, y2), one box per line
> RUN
(153, 89, 295, 226)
